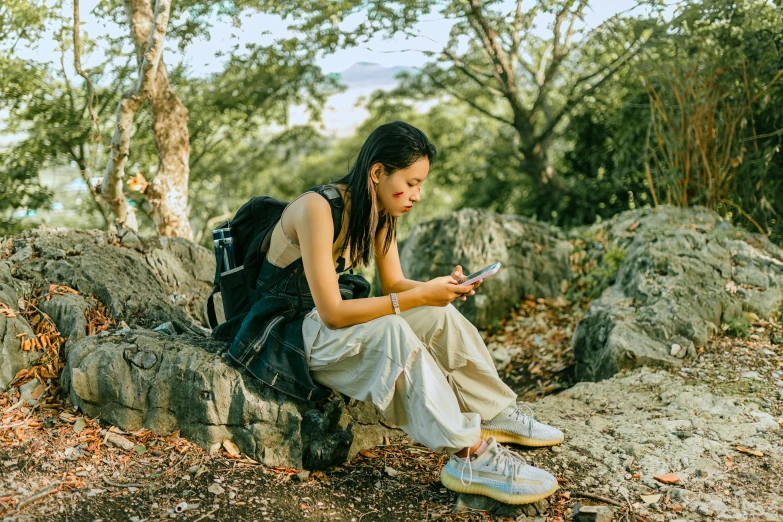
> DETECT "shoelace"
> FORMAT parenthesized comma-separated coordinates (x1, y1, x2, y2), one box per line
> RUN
(508, 403, 536, 438)
(459, 447, 473, 486)
(493, 444, 528, 488)
(458, 443, 529, 487)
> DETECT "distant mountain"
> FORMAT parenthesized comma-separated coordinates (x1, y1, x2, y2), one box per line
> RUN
(333, 62, 418, 87)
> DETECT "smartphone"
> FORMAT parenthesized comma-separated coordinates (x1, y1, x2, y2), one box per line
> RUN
(458, 262, 501, 286)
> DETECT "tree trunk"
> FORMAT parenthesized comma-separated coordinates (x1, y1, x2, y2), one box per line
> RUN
(518, 142, 570, 204)
(124, 0, 192, 239)
(101, 0, 171, 233)
(146, 61, 192, 238)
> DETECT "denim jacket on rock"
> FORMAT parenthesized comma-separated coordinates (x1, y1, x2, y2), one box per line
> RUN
(213, 256, 331, 402)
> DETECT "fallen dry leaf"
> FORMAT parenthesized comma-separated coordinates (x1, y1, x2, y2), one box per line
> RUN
(223, 439, 240, 456)
(358, 450, 379, 458)
(31, 383, 46, 400)
(736, 445, 764, 457)
(653, 473, 680, 484)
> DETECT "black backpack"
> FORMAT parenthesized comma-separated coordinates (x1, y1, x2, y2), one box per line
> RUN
(206, 185, 364, 328)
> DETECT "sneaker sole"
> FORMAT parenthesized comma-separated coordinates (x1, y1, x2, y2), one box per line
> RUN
(440, 467, 559, 504)
(480, 429, 564, 447)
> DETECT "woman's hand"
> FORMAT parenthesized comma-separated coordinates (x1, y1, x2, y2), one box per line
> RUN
(415, 272, 473, 307)
(451, 265, 481, 301)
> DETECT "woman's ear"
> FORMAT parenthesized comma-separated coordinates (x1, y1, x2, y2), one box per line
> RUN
(370, 163, 383, 184)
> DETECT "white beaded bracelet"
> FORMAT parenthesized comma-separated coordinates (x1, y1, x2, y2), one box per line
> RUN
(390, 292, 401, 315)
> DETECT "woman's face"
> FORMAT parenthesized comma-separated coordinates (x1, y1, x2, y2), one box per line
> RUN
(373, 157, 430, 218)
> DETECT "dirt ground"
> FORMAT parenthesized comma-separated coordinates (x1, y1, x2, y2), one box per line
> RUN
(1, 297, 781, 522)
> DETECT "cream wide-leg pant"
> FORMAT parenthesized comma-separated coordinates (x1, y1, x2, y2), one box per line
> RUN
(302, 303, 517, 454)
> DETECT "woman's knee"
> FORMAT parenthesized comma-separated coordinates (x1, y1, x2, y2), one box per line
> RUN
(369, 313, 419, 342)
(443, 303, 478, 331)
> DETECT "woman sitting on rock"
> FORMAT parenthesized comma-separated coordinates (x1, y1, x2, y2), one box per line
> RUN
(232, 120, 563, 505)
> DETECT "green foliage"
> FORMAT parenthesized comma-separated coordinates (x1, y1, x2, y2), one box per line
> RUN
(554, 89, 653, 226)
(567, 243, 627, 302)
(723, 316, 750, 339)
(2, 0, 783, 250)
(2, 1, 341, 237)
(0, 0, 56, 230)
(560, 0, 783, 242)
(585, 246, 627, 299)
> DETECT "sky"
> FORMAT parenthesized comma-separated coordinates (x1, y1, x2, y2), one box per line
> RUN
(15, 0, 643, 137)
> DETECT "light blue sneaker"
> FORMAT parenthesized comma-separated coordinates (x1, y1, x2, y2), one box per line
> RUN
(481, 403, 564, 447)
(440, 437, 558, 504)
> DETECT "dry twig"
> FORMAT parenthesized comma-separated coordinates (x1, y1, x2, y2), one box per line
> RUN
(15, 481, 62, 510)
(571, 490, 624, 507)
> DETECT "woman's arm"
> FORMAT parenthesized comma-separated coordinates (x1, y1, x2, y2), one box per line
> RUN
(374, 226, 479, 300)
(374, 227, 423, 295)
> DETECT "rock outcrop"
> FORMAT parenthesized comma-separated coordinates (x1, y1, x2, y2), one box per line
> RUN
(573, 206, 783, 381)
(3, 226, 213, 328)
(62, 328, 400, 470)
(1, 226, 401, 469)
(531, 367, 783, 521)
(399, 208, 572, 328)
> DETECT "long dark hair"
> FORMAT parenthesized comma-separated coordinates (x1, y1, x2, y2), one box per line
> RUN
(332, 121, 437, 268)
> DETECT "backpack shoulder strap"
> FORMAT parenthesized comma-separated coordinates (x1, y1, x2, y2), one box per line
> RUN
(304, 184, 344, 243)
(308, 184, 348, 272)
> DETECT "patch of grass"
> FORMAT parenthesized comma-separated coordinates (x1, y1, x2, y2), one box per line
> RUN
(587, 246, 626, 298)
(722, 316, 750, 338)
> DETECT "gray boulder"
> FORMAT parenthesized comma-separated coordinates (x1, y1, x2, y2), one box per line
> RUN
(0, 261, 40, 391)
(63, 329, 400, 469)
(399, 208, 572, 328)
(3, 226, 213, 328)
(573, 206, 783, 381)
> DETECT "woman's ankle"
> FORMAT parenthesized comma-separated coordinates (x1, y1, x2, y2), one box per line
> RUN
(456, 439, 485, 459)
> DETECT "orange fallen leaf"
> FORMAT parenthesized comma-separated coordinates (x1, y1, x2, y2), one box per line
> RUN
(30, 383, 45, 400)
(653, 473, 680, 484)
(358, 449, 379, 458)
(736, 445, 764, 457)
(724, 460, 734, 467)
(628, 221, 641, 231)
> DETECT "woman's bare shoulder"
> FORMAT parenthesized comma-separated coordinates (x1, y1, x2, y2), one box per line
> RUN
(292, 191, 331, 215)
(289, 192, 333, 233)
